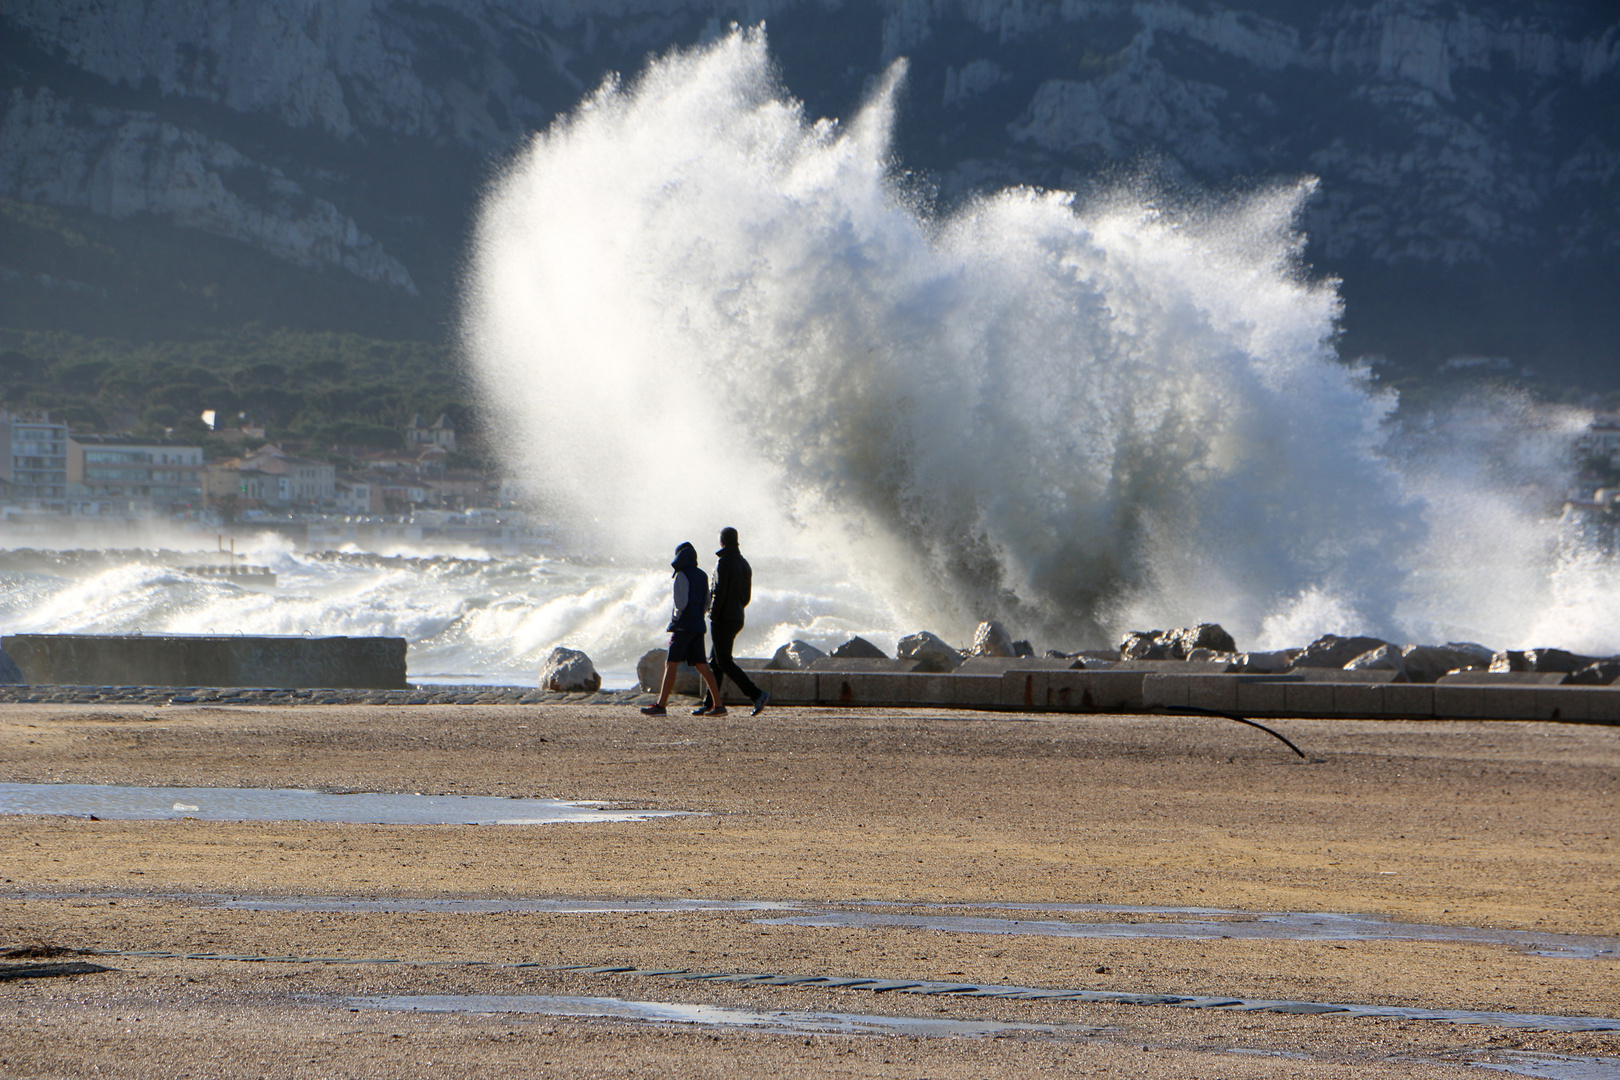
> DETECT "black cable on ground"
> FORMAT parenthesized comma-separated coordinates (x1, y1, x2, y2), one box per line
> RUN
(1162, 706, 1308, 759)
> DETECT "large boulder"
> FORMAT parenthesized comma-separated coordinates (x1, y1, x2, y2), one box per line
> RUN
(830, 635, 887, 660)
(1011, 639, 1035, 658)
(1491, 648, 1600, 674)
(1118, 630, 1166, 661)
(1523, 648, 1599, 673)
(897, 631, 963, 673)
(1400, 643, 1489, 683)
(637, 647, 700, 694)
(765, 640, 826, 671)
(1290, 634, 1392, 669)
(1345, 644, 1407, 679)
(1568, 659, 1620, 685)
(0, 648, 23, 685)
(1235, 650, 1295, 673)
(539, 646, 601, 693)
(971, 620, 1016, 658)
(1163, 623, 1238, 658)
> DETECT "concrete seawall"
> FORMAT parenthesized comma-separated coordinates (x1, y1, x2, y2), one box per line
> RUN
(1, 634, 408, 690)
(739, 666, 1620, 724)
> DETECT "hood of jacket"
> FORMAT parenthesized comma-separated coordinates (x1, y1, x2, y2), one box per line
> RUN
(671, 541, 698, 574)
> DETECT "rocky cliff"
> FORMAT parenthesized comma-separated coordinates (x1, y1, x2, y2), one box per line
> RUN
(1, 0, 1615, 381)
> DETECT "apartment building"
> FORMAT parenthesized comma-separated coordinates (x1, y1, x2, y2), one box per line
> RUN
(0, 411, 70, 510)
(67, 434, 205, 512)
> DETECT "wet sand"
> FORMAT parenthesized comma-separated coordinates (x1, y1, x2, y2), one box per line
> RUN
(2, 702, 1616, 1077)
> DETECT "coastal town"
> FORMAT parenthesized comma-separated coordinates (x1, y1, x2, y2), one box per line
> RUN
(0, 409, 548, 551)
(3, 405, 1618, 553)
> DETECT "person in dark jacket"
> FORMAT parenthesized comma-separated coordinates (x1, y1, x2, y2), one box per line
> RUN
(694, 526, 769, 716)
(641, 541, 726, 716)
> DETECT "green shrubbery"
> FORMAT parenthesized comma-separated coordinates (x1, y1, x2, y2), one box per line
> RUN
(0, 328, 477, 457)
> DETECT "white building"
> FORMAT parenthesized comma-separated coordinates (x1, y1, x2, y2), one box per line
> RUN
(1, 412, 71, 510)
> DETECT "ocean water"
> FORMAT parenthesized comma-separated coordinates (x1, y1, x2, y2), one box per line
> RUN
(4, 28, 1618, 681)
(0, 540, 890, 688)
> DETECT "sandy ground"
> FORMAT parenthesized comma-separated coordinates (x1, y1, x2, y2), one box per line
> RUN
(1, 701, 1615, 1078)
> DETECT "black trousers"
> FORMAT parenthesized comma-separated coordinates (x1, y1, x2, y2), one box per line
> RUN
(704, 620, 762, 705)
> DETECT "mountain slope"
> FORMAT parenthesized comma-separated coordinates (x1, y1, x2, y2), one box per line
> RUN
(1, 0, 1615, 383)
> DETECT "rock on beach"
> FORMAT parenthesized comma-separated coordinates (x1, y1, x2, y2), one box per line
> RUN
(538, 646, 601, 693)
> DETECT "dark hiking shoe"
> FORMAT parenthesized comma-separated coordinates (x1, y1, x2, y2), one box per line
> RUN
(691, 703, 714, 715)
(751, 691, 770, 717)
(707, 706, 728, 716)
(640, 704, 667, 716)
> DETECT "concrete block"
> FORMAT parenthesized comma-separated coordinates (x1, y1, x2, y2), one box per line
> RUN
(1184, 676, 1239, 713)
(1282, 682, 1335, 716)
(1433, 684, 1485, 719)
(1001, 670, 1045, 710)
(1380, 683, 1434, 719)
(1039, 671, 1094, 712)
(0, 633, 405, 689)
(997, 670, 1111, 712)
(1234, 680, 1289, 716)
(1284, 668, 1398, 683)
(821, 672, 955, 707)
(1331, 683, 1383, 719)
(751, 669, 816, 705)
(1141, 674, 1188, 710)
(946, 674, 1007, 709)
(1111, 660, 1237, 674)
(1480, 687, 1537, 720)
(1082, 671, 1147, 711)
(1438, 671, 1568, 685)
(957, 657, 1077, 675)
(1531, 688, 1587, 722)
(805, 658, 923, 673)
(1576, 688, 1620, 722)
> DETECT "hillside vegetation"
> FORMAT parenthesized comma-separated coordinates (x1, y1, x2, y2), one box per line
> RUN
(0, 327, 473, 457)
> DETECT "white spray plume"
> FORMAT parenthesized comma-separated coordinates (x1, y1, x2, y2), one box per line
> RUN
(462, 26, 1616, 653)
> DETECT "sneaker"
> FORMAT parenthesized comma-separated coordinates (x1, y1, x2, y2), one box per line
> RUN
(707, 706, 728, 716)
(640, 704, 667, 716)
(691, 703, 714, 715)
(751, 691, 770, 717)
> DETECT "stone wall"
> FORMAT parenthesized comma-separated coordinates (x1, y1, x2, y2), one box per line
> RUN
(1, 633, 408, 689)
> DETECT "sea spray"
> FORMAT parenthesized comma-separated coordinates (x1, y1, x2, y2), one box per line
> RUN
(5, 33, 1616, 671)
(463, 26, 1429, 647)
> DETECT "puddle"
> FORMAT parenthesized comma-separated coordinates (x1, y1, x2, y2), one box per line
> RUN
(1469, 1052, 1620, 1079)
(758, 910, 1617, 959)
(346, 993, 1102, 1038)
(224, 897, 797, 914)
(0, 783, 691, 826)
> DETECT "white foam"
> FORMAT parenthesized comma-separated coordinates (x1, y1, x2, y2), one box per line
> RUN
(463, 27, 1620, 653)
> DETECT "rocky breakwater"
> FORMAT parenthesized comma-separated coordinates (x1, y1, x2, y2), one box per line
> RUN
(722, 621, 1620, 725)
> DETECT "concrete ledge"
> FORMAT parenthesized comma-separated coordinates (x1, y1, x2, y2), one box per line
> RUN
(751, 670, 816, 706)
(1, 633, 407, 690)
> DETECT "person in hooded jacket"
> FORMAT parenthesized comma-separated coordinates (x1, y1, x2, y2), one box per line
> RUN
(694, 526, 768, 716)
(641, 541, 726, 716)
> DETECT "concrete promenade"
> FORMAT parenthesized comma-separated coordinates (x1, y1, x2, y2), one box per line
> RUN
(3, 662, 1617, 723)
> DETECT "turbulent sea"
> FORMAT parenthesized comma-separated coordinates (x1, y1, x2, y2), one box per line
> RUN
(5, 28, 1620, 682)
(0, 539, 896, 689)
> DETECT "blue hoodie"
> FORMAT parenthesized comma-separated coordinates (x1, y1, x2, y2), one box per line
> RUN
(667, 542, 708, 633)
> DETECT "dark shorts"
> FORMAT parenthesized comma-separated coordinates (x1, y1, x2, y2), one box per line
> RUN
(667, 629, 707, 667)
